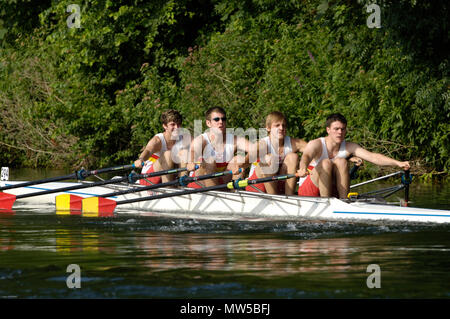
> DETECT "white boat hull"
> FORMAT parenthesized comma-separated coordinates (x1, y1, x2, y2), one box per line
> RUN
(1, 180, 450, 223)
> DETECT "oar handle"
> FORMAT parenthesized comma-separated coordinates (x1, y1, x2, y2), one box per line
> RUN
(231, 173, 298, 189)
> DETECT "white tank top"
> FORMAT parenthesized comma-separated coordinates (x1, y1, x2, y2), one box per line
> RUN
(311, 137, 349, 167)
(202, 132, 235, 164)
(142, 133, 180, 173)
(248, 136, 293, 177)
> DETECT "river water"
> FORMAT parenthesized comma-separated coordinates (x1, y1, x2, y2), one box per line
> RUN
(0, 169, 449, 303)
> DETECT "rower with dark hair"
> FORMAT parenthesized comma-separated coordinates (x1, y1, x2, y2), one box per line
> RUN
(186, 107, 250, 188)
(297, 113, 409, 198)
(134, 109, 190, 186)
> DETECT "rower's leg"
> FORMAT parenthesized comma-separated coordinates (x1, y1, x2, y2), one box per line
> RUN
(176, 149, 189, 177)
(256, 154, 278, 194)
(312, 159, 333, 197)
(333, 157, 349, 199)
(280, 152, 299, 195)
(195, 161, 218, 187)
(154, 150, 176, 183)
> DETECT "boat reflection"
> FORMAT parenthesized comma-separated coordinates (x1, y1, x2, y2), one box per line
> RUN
(135, 233, 357, 276)
(1, 212, 418, 279)
(56, 210, 115, 218)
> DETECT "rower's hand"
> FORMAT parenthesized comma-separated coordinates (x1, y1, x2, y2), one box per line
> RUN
(398, 161, 410, 170)
(187, 162, 198, 172)
(134, 159, 144, 169)
(261, 154, 272, 167)
(228, 163, 242, 176)
(296, 167, 309, 178)
(349, 156, 363, 166)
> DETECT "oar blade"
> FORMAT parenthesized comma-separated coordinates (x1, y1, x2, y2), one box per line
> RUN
(0, 193, 17, 210)
(55, 194, 83, 211)
(82, 197, 117, 215)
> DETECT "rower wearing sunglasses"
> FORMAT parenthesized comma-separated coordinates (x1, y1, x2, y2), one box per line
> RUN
(186, 107, 249, 188)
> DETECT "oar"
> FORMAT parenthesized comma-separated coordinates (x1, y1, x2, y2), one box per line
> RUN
(0, 166, 192, 210)
(100, 168, 242, 198)
(350, 171, 403, 189)
(82, 173, 299, 214)
(0, 163, 137, 192)
(57, 168, 239, 211)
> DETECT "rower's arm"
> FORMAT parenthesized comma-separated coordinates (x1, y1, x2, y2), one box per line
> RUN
(135, 136, 162, 168)
(292, 138, 308, 153)
(350, 143, 410, 170)
(187, 135, 205, 171)
(235, 136, 253, 169)
(297, 139, 320, 177)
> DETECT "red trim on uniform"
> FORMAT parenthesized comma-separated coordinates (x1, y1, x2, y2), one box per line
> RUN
(297, 175, 320, 197)
(298, 165, 319, 197)
(139, 164, 162, 186)
(245, 170, 285, 194)
(187, 162, 228, 188)
(297, 165, 340, 197)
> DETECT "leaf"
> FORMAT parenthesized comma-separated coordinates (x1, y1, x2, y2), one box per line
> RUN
(317, 1, 329, 15)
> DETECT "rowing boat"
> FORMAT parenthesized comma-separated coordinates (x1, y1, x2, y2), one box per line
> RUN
(1, 178, 449, 223)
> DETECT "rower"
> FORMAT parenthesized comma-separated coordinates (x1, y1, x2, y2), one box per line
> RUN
(297, 113, 410, 198)
(134, 109, 190, 185)
(245, 111, 307, 195)
(186, 107, 249, 188)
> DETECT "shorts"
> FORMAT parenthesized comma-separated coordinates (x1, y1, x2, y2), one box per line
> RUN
(187, 162, 229, 188)
(245, 169, 285, 194)
(139, 163, 162, 186)
(297, 175, 320, 197)
(297, 173, 339, 197)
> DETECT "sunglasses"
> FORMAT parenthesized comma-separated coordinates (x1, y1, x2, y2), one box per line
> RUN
(212, 117, 227, 122)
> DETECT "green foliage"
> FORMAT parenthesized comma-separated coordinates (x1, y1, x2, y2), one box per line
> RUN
(0, 0, 448, 176)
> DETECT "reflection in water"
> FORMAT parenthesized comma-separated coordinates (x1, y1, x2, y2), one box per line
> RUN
(18, 225, 382, 280)
(1, 207, 450, 298)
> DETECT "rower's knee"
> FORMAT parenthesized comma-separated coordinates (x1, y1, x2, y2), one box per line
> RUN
(260, 153, 278, 175)
(281, 153, 298, 174)
(333, 157, 347, 171)
(318, 158, 333, 173)
(284, 152, 299, 167)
